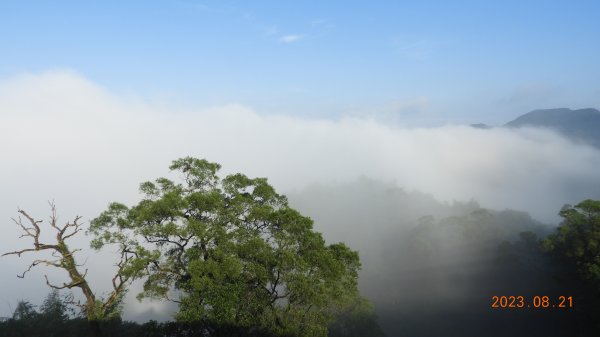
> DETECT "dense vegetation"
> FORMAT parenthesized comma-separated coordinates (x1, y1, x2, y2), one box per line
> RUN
(4, 159, 600, 336)
(290, 180, 600, 336)
(3, 158, 382, 337)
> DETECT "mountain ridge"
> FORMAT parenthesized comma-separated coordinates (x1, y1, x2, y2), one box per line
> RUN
(473, 108, 600, 148)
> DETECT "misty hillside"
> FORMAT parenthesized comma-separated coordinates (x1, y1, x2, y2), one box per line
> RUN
(288, 179, 575, 337)
(505, 108, 600, 148)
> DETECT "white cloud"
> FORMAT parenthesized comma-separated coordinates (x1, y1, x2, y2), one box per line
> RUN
(1, 70, 599, 319)
(279, 34, 304, 43)
(2, 70, 599, 221)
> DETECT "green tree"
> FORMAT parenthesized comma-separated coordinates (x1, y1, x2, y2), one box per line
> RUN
(12, 300, 38, 321)
(328, 297, 385, 337)
(9, 300, 43, 337)
(541, 199, 600, 333)
(39, 290, 72, 337)
(542, 199, 600, 281)
(40, 290, 70, 321)
(90, 157, 364, 337)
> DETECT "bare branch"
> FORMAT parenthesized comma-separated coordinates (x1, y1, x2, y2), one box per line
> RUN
(63, 293, 86, 311)
(48, 201, 60, 231)
(17, 261, 37, 278)
(45, 274, 84, 290)
(4, 204, 146, 321)
(63, 225, 83, 240)
(12, 216, 36, 238)
(2, 248, 40, 258)
(45, 275, 71, 290)
(164, 292, 182, 304)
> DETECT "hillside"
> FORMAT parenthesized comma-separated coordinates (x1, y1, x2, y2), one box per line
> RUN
(504, 108, 600, 147)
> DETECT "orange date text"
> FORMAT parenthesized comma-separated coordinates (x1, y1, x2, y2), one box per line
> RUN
(490, 295, 573, 309)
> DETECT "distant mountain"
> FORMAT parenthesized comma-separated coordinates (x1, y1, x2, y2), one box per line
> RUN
(470, 123, 491, 129)
(505, 108, 600, 148)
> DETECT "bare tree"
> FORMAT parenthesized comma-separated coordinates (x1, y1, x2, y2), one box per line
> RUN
(2, 202, 142, 324)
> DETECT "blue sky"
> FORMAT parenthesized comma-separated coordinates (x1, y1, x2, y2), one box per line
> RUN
(1, 0, 600, 124)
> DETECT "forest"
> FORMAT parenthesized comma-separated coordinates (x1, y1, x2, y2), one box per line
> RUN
(2, 157, 599, 337)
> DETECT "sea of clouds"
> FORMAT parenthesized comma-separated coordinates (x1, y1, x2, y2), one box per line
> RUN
(1, 70, 599, 320)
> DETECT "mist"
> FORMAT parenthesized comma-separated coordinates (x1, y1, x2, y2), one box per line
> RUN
(1, 70, 600, 325)
(288, 179, 568, 336)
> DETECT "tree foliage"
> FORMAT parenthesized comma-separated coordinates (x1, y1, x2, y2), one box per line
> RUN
(328, 297, 385, 337)
(542, 199, 600, 281)
(90, 157, 364, 337)
(12, 300, 37, 321)
(40, 289, 70, 322)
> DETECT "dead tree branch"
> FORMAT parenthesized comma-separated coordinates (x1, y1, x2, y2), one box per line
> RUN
(2, 202, 138, 321)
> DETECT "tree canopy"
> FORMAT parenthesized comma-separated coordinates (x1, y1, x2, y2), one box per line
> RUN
(542, 199, 600, 281)
(90, 157, 364, 337)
